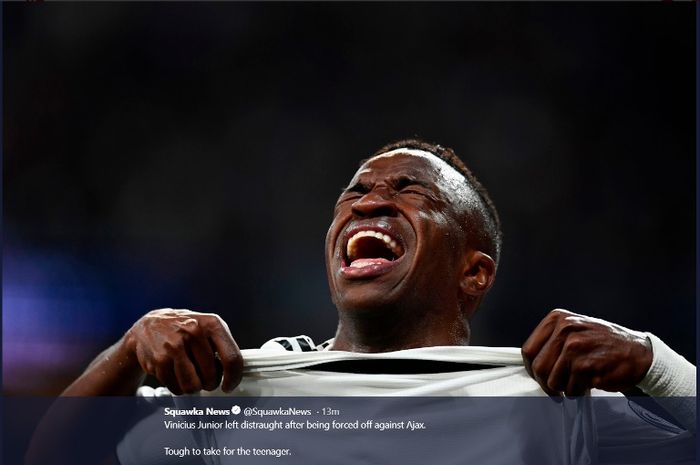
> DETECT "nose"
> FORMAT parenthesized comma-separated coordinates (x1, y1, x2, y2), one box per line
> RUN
(351, 188, 398, 218)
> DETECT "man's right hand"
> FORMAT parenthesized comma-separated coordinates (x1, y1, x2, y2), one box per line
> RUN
(123, 309, 243, 394)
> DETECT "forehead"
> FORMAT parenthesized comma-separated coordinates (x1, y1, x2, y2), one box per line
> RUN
(344, 149, 481, 221)
(352, 149, 466, 188)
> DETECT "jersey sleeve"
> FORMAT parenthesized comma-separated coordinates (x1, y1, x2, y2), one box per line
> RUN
(636, 333, 696, 432)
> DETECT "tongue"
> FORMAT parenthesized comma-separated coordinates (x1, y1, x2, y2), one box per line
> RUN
(349, 258, 390, 268)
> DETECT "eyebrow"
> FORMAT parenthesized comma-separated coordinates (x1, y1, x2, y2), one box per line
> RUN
(341, 175, 434, 194)
(341, 180, 371, 193)
(388, 175, 433, 189)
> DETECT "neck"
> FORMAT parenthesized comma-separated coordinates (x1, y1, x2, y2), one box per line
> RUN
(330, 307, 470, 353)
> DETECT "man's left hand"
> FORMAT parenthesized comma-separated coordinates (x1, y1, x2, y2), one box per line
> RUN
(522, 309, 653, 397)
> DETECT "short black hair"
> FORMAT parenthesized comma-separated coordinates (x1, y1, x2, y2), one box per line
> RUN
(370, 138, 503, 266)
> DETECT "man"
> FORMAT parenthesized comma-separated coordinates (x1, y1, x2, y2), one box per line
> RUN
(42, 139, 694, 463)
(61, 139, 694, 400)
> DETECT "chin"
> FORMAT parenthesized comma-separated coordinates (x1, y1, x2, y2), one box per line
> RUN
(334, 287, 406, 316)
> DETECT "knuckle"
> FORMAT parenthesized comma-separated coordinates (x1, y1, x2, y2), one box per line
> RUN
(549, 308, 570, 320)
(521, 345, 535, 360)
(551, 308, 572, 315)
(563, 335, 586, 353)
(199, 313, 222, 330)
(180, 318, 202, 336)
(175, 319, 202, 338)
(152, 354, 170, 366)
(144, 308, 197, 322)
(163, 339, 184, 354)
(558, 319, 582, 334)
(170, 308, 194, 316)
(205, 315, 233, 337)
(145, 308, 174, 319)
(573, 358, 595, 374)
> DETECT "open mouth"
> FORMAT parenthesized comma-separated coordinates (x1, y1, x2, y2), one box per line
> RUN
(343, 229, 405, 271)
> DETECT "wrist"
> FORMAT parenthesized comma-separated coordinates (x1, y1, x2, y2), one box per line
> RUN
(113, 331, 145, 378)
(631, 332, 654, 386)
(119, 328, 139, 362)
(62, 336, 145, 396)
(637, 332, 696, 397)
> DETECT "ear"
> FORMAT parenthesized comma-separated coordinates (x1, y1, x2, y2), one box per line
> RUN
(460, 250, 497, 299)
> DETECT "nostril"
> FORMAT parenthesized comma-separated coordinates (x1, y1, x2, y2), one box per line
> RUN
(371, 205, 397, 217)
(351, 197, 398, 217)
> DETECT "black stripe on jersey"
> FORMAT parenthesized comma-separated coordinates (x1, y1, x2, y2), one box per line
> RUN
(296, 337, 312, 352)
(311, 359, 500, 374)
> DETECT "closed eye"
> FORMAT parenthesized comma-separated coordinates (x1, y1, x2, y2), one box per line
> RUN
(394, 177, 413, 191)
(337, 182, 370, 204)
(343, 181, 371, 195)
(393, 177, 432, 195)
(393, 176, 427, 191)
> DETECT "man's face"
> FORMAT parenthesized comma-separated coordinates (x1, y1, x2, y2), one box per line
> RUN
(325, 149, 477, 315)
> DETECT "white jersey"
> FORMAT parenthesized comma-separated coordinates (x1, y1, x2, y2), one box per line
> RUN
(210, 340, 566, 396)
(118, 335, 696, 465)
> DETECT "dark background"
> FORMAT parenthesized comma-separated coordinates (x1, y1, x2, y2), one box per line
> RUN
(3, 3, 695, 395)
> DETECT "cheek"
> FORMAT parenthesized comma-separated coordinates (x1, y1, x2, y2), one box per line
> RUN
(417, 207, 448, 224)
(325, 213, 350, 258)
(417, 211, 464, 261)
(324, 222, 336, 251)
(418, 210, 455, 238)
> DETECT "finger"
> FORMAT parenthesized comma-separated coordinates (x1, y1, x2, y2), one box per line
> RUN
(546, 354, 593, 398)
(155, 360, 181, 395)
(565, 373, 592, 398)
(531, 316, 587, 390)
(546, 351, 570, 395)
(173, 354, 203, 394)
(209, 330, 243, 392)
(531, 356, 562, 397)
(565, 357, 595, 397)
(170, 316, 218, 390)
(530, 334, 568, 397)
(536, 365, 563, 397)
(187, 336, 219, 391)
(521, 311, 562, 376)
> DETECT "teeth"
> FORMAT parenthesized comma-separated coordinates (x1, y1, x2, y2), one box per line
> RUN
(346, 230, 404, 261)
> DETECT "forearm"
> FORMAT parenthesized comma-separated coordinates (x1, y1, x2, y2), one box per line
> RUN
(27, 338, 147, 464)
(62, 335, 145, 396)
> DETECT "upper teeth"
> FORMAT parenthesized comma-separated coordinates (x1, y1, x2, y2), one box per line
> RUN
(346, 230, 403, 260)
